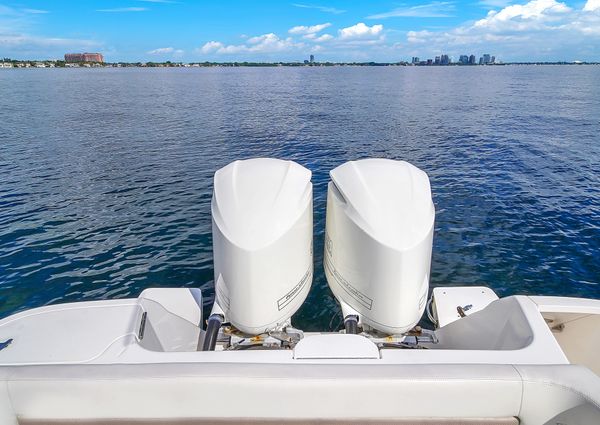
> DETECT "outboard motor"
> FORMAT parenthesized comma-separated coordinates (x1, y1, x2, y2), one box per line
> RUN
(324, 159, 435, 335)
(210, 158, 313, 339)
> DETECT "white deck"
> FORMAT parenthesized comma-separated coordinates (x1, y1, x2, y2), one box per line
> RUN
(0, 287, 599, 424)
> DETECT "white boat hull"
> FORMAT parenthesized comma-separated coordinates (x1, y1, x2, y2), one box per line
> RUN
(0, 287, 599, 424)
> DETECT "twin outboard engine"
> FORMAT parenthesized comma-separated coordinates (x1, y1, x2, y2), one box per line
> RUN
(211, 158, 313, 336)
(205, 157, 433, 350)
(324, 159, 435, 335)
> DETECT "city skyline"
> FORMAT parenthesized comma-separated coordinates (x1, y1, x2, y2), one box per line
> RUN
(0, 0, 599, 62)
(411, 52, 497, 65)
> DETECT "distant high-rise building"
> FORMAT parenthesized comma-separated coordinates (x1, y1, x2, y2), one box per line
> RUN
(491, 55, 496, 64)
(427, 59, 433, 65)
(479, 57, 484, 65)
(469, 54, 476, 65)
(434, 56, 441, 65)
(483, 54, 491, 64)
(64, 53, 104, 63)
(310, 54, 314, 63)
(411, 56, 420, 64)
(459, 55, 469, 65)
(440, 54, 450, 65)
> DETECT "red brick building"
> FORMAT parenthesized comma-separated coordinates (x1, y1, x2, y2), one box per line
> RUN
(64, 53, 104, 63)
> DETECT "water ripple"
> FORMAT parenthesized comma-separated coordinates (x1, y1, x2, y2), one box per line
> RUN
(0, 66, 599, 330)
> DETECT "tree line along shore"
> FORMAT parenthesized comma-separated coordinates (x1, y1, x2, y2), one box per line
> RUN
(1, 59, 598, 68)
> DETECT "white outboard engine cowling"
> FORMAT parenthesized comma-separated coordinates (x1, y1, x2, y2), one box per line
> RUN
(324, 159, 435, 335)
(212, 158, 313, 335)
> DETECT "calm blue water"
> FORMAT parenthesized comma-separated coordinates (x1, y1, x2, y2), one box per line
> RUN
(1, 66, 599, 330)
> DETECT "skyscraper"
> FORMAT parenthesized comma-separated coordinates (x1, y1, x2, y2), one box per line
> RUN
(459, 55, 469, 65)
(434, 56, 441, 65)
(483, 54, 491, 64)
(309, 54, 314, 63)
(469, 54, 476, 65)
(440, 54, 450, 65)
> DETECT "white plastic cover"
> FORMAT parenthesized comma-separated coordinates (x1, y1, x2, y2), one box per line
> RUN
(324, 159, 435, 334)
(212, 158, 313, 334)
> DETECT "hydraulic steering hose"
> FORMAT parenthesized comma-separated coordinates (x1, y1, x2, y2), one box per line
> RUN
(344, 315, 359, 334)
(201, 313, 224, 351)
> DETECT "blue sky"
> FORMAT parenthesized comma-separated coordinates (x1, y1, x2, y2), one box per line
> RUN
(1, 0, 599, 62)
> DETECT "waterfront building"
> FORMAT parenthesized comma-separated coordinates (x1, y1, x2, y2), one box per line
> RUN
(64, 53, 104, 63)
(427, 59, 433, 65)
(411, 57, 420, 64)
(479, 57, 484, 65)
(483, 54, 491, 64)
(434, 56, 441, 65)
(469, 54, 476, 65)
(491, 56, 496, 64)
(440, 54, 450, 65)
(0, 62, 14, 68)
(459, 55, 469, 65)
(310, 54, 314, 63)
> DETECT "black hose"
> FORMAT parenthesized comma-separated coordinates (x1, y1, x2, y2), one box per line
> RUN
(344, 315, 359, 334)
(201, 314, 224, 351)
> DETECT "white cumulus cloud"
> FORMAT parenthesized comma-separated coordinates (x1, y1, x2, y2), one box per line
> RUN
(247, 33, 276, 44)
(199, 34, 303, 55)
(584, 0, 600, 12)
(147, 47, 184, 57)
(474, 0, 571, 31)
(302, 32, 334, 41)
(289, 23, 331, 35)
(404, 0, 600, 61)
(147, 47, 174, 54)
(338, 23, 383, 39)
(196, 1, 600, 62)
(200, 41, 224, 54)
(314, 34, 334, 42)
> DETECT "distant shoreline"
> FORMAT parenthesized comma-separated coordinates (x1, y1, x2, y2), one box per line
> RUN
(1, 60, 599, 69)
